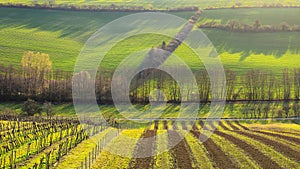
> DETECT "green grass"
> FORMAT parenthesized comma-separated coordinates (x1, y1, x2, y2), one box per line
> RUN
(199, 8, 300, 26)
(1, 101, 298, 119)
(2, 0, 300, 8)
(1, 8, 299, 74)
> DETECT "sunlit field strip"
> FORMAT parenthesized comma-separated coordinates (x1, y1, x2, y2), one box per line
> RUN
(223, 130, 300, 168)
(181, 131, 214, 168)
(210, 134, 260, 168)
(56, 128, 114, 169)
(92, 129, 144, 168)
(153, 130, 173, 169)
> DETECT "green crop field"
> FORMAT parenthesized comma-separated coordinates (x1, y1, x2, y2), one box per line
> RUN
(199, 8, 300, 25)
(0, 4, 300, 169)
(2, 0, 300, 8)
(0, 7, 299, 74)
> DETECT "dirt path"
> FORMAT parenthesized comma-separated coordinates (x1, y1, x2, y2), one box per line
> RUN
(168, 130, 194, 169)
(215, 130, 282, 169)
(128, 130, 157, 169)
(190, 130, 238, 169)
(236, 130, 300, 161)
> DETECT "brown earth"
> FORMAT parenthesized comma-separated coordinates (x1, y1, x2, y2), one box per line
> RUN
(181, 121, 188, 130)
(226, 121, 239, 130)
(254, 130, 300, 144)
(234, 121, 249, 130)
(163, 120, 168, 130)
(168, 130, 194, 169)
(236, 130, 300, 161)
(215, 130, 283, 169)
(218, 121, 230, 130)
(190, 130, 238, 169)
(128, 130, 157, 169)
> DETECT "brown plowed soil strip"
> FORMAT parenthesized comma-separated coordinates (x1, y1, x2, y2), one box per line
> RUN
(190, 130, 238, 169)
(191, 121, 199, 131)
(254, 130, 300, 144)
(168, 130, 194, 169)
(172, 121, 178, 130)
(236, 130, 300, 161)
(154, 121, 159, 130)
(218, 121, 230, 130)
(226, 121, 239, 130)
(234, 121, 249, 130)
(128, 130, 157, 169)
(199, 120, 204, 128)
(215, 130, 282, 169)
(181, 121, 188, 130)
(163, 121, 168, 130)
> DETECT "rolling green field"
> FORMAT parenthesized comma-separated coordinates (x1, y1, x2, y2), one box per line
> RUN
(2, 0, 300, 8)
(199, 8, 300, 25)
(1, 7, 299, 74)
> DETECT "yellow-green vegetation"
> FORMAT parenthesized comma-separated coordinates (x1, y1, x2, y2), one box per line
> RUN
(0, 8, 299, 74)
(223, 130, 300, 168)
(153, 130, 174, 169)
(92, 129, 144, 168)
(210, 134, 260, 168)
(56, 128, 114, 169)
(199, 8, 300, 25)
(183, 132, 214, 168)
(2, 0, 300, 8)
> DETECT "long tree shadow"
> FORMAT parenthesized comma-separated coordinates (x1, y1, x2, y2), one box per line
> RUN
(202, 29, 300, 60)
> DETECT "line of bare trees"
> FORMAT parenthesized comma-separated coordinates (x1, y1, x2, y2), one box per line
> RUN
(0, 63, 299, 103)
(0, 2, 198, 12)
(199, 19, 300, 33)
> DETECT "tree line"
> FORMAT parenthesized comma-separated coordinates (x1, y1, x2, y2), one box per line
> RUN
(199, 19, 300, 33)
(0, 2, 199, 12)
(0, 57, 299, 103)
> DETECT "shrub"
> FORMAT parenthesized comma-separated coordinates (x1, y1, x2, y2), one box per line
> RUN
(22, 99, 41, 116)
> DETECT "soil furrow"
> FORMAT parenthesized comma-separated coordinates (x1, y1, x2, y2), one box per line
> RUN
(234, 121, 249, 130)
(128, 130, 157, 169)
(190, 130, 238, 169)
(154, 121, 159, 130)
(254, 130, 300, 144)
(226, 121, 239, 130)
(163, 121, 168, 130)
(218, 121, 230, 130)
(181, 121, 187, 130)
(215, 130, 282, 169)
(236, 130, 300, 161)
(168, 130, 194, 169)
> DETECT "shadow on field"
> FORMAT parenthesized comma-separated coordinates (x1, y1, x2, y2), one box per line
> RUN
(202, 29, 300, 60)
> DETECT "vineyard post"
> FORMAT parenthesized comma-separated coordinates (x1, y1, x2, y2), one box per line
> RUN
(65, 137, 69, 155)
(26, 143, 31, 158)
(57, 143, 62, 161)
(33, 163, 38, 169)
(89, 152, 91, 169)
(9, 151, 13, 169)
(45, 151, 51, 169)
(85, 157, 87, 169)
(39, 156, 44, 168)
(50, 131, 53, 146)
(59, 128, 62, 140)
